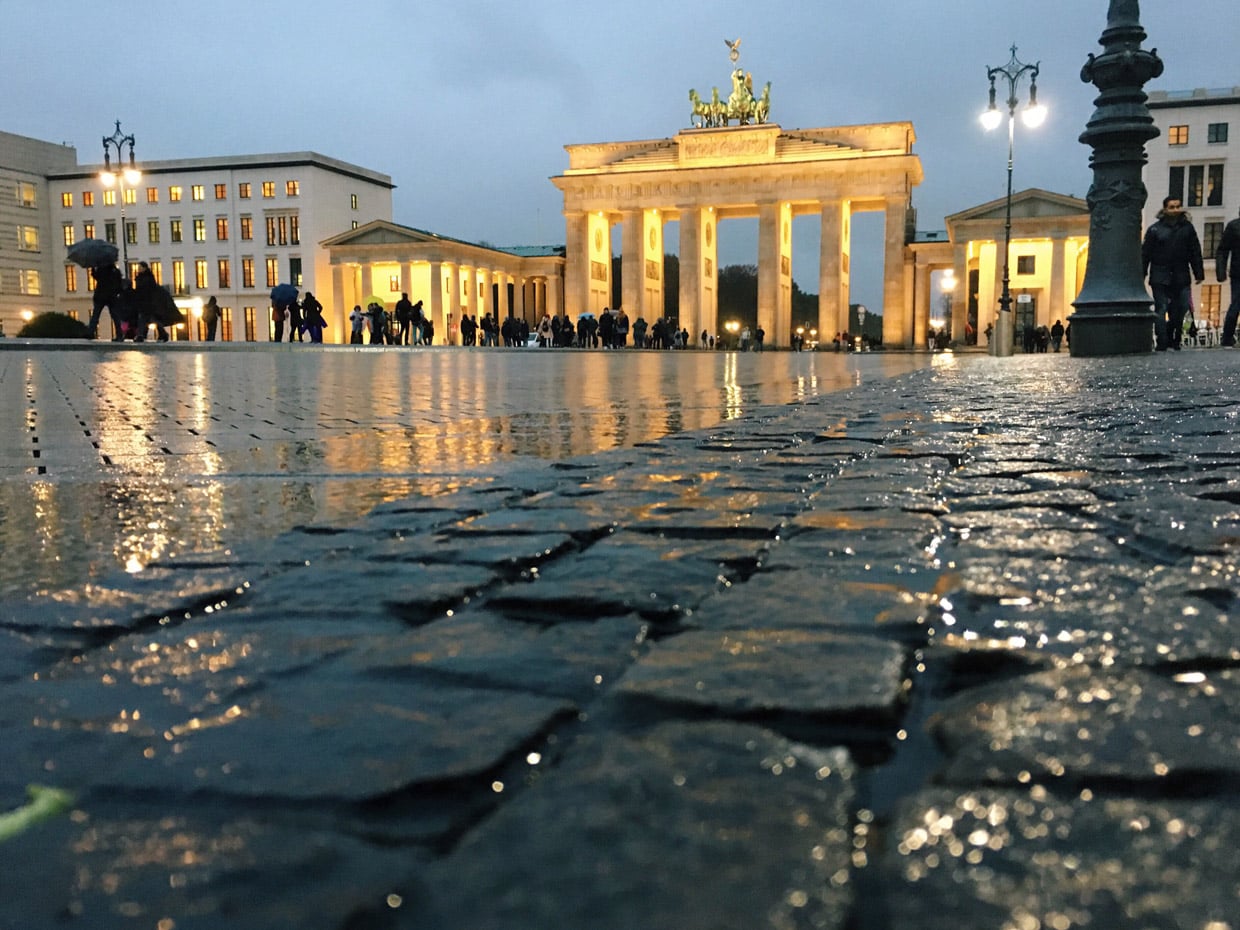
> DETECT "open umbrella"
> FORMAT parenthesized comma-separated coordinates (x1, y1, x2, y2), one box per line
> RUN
(270, 283, 299, 304)
(364, 295, 386, 309)
(66, 238, 119, 268)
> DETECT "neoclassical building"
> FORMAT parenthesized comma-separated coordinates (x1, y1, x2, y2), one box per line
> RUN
(552, 122, 923, 348)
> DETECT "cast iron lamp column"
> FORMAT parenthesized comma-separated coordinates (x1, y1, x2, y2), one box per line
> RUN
(100, 121, 141, 271)
(1068, 0, 1163, 356)
(980, 46, 1046, 357)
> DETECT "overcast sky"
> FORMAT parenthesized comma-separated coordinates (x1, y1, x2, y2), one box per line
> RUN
(3, 0, 1233, 309)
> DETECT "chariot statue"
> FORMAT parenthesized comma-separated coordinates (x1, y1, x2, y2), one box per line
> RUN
(687, 38, 772, 128)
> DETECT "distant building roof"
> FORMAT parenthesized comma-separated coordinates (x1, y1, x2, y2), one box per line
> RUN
(48, 151, 394, 188)
(499, 245, 567, 258)
(912, 230, 949, 244)
(1148, 87, 1240, 109)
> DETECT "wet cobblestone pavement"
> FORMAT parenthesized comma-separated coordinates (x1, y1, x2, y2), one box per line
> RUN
(2, 346, 1238, 929)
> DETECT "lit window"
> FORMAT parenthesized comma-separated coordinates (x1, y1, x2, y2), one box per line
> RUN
(1207, 164, 1224, 206)
(240, 216, 253, 240)
(61, 192, 73, 208)
(1200, 285, 1221, 325)
(147, 187, 159, 204)
(149, 261, 162, 285)
(148, 220, 160, 244)
(266, 217, 276, 246)
(195, 259, 208, 289)
(265, 257, 278, 287)
(172, 260, 185, 294)
(1208, 122, 1229, 144)
(103, 190, 117, 206)
(239, 182, 251, 199)
(220, 306, 234, 341)
(193, 218, 206, 242)
(83, 221, 95, 239)
(242, 257, 255, 288)
(18, 226, 39, 251)
(65, 265, 78, 293)
(1168, 125, 1189, 145)
(1189, 165, 1205, 207)
(262, 181, 275, 199)
(17, 182, 36, 207)
(244, 306, 256, 341)
(215, 183, 227, 200)
(123, 188, 136, 205)
(82, 191, 95, 207)
(218, 259, 231, 289)
(286, 180, 300, 197)
(170, 219, 183, 243)
(63, 224, 75, 246)
(216, 217, 229, 241)
(352, 220, 358, 229)
(278, 216, 288, 246)
(20, 269, 41, 294)
(350, 193, 358, 210)
(389, 275, 400, 291)
(192, 185, 205, 201)
(169, 186, 182, 202)
(289, 215, 299, 245)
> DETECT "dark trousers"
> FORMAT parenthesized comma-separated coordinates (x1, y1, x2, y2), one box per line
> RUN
(273, 318, 285, 342)
(1222, 285, 1240, 346)
(1152, 283, 1191, 349)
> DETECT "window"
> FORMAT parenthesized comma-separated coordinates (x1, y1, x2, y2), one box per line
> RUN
(214, 183, 227, 200)
(1168, 125, 1189, 145)
(265, 257, 278, 287)
(149, 261, 162, 285)
(123, 188, 136, 205)
(193, 218, 206, 242)
(1207, 164, 1224, 206)
(170, 219, 183, 243)
(216, 217, 229, 241)
(105, 220, 117, 244)
(261, 181, 275, 199)
(352, 220, 358, 229)
(172, 260, 186, 295)
(195, 259, 208, 289)
(220, 306, 234, 341)
(169, 186, 182, 202)
(266, 216, 276, 246)
(103, 190, 117, 207)
(289, 215, 299, 245)
(1205, 222, 1224, 257)
(148, 220, 160, 244)
(389, 275, 400, 291)
(285, 180, 300, 197)
(1208, 122, 1229, 144)
(17, 181, 36, 207)
(1188, 165, 1204, 207)
(278, 216, 288, 246)
(83, 221, 95, 240)
(61, 192, 73, 208)
(125, 221, 137, 245)
(240, 216, 253, 241)
(19, 269, 41, 295)
(1168, 166, 1185, 202)
(239, 182, 251, 199)
(350, 193, 358, 210)
(242, 257, 255, 288)
(127, 261, 139, 282)
(1200, 284, 1221, 326)
(289, 256, 302, 286)
(18, 226, 39, 251)
(82, 191, 94, 207)
(1015, 255, 1036, 275)
(147, 187, 159, 204)
(243, 306, 256, 341)
(65, 265, 78, 293)
(63, 224, 75, 247)
(191, 185, 205, 201)
(217, 259, 231, 289)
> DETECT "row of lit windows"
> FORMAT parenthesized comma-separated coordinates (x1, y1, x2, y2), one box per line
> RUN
(1168, 164, 1225, 208)
(65, 256, 296, 294)
(0, 268, 42, 294)
(61, 215, 298, 247)
(61, 180, 301, 209)
(1168, 122, 1229, 145)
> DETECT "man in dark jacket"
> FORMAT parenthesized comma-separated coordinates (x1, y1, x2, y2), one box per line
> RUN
(1216, 207, 1240, 348)
(1142, 196, 1205, 351)
(88, 263, 123, 339)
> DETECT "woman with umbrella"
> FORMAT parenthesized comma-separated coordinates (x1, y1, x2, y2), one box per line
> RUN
(65, 238, 121, 339)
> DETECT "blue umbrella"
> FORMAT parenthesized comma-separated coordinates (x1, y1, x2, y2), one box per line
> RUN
(66, 238, 119, 268)
(270, 284, 299, 304)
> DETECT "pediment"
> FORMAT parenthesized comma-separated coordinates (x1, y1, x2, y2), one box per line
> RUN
(321, 220, 444, 248)
(948, 189, 1088, 224)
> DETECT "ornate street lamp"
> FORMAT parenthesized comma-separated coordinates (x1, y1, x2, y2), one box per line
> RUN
(1068, 1, 1163, 356)
(980, 46, 1046, 357)
(100, 121, 140, 269)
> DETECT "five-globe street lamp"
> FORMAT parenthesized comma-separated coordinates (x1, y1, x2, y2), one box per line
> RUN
(981, 46, 1046, 357)
(100, 121, 140, 270)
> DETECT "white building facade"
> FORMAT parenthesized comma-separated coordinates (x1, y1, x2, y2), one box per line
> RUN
(47, 152, 393, 341)
(1145, 87, 1239, 328)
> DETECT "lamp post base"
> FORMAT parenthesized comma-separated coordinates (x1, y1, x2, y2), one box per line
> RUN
(989, 310, 1014, 357)
(1068, 306, 1154, 357)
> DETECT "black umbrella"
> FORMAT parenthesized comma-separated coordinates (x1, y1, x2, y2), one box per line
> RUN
(270, 284, 299, 304)
(66, 238, 119, 268)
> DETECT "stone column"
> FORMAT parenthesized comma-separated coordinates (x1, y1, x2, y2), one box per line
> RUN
(951, 245, 968, 341)
(400, 261, 412, 303)
(445, 262, 460, 344)
(460, 264, 474, 326)
(478, 267, 492, 322)
(678, 207, 703, 341)
(360, 262, 373, 306)
(912, 261, 931, 349)
(642, 209, 665, 322)
(428, 261, 444, 343)
(818, 199, 850, 343)
(758, 201, 792, 347)
(881, 197, 909, 348)
(621, 209, 642, 315)
(331, 264, 347, 343)
(1049, 237, 1067, 325)
(564, 212, 589, 320)
(547, 273, 562, 319)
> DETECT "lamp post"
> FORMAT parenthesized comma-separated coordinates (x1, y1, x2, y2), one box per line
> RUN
(981, 46, 1046, 357)
(100, 121, 140, 272)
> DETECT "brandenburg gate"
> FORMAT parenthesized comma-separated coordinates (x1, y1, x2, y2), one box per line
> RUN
(552, 55, 924, 348)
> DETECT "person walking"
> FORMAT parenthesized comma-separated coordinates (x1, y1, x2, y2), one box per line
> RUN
(1050, 319, 1065, 352)
(87, 262, 123, 340)
(349, 305, 366, 344)
(1216, 206, 1240, 348)
(1142, 196, 1205, 351)
(395, 292, 414, 345)
(133, 262, 168, 342)
(287, 297, 303, 342)
(202, 296, 220, 341)
(299, 292, 323, 343)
